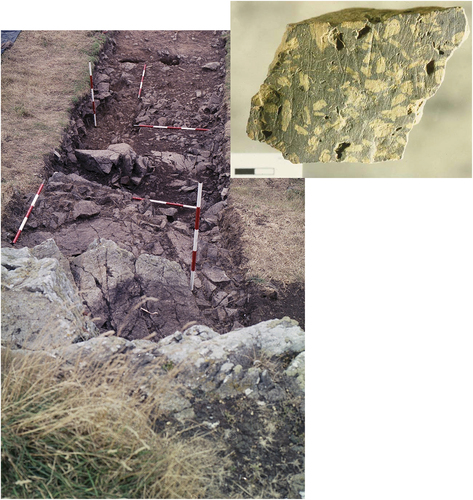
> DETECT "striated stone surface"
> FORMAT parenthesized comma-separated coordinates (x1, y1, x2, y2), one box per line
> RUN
(247, 6, 469, 163)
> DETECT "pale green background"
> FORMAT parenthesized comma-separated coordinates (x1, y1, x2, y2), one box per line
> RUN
(231, 1, 472, 177)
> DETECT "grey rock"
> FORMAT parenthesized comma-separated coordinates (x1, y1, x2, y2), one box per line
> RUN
(247, 6, 469, 163)
(167, 229, 193, 265)
(107, 143, 137, 177)
(1, 246, 98, 350)
(135, 252, 202, 334)
(171, 220, 191, 235)
(155, 317, 304, 397)
(160, 151, 196, 171)
(51, 317, 304, 414)
(121, 62, 136, 71)
(72, 200, 101, 220)
(30, 238, 76, 288)
(202, 61, 220, 71)
(158, 207, 178, 217)
(202, 265, 231, 283)
(130, 176, 143, 186)
(75, 149, 119, 174)
(285, 352, 305, 391)
(71, 238, 143, 334)
(134, 156, 148, 177)
(202, 201, 226, 224)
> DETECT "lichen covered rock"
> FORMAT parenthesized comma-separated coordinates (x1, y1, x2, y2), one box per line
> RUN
(247, 6, 469, 163)
(1, 244, 98, 350)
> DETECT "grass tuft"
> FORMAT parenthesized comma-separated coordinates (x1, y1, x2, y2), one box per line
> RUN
(1, 347, 227, 499)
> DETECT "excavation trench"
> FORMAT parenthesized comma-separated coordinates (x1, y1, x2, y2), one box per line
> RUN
(1, 31, 304, 340)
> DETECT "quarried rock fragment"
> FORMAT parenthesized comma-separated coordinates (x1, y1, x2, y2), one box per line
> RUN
(247, 6, 469, 163)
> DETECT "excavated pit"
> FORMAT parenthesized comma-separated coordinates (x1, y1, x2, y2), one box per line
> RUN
(1, 31, 304, 341)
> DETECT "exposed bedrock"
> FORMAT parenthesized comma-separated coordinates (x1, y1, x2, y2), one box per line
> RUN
(247, 6, 469, 163)
(1, 243, 98, 350)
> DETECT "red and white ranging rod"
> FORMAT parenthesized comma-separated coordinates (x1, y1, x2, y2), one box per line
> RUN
(89, 62, 97, 127)
(131, 196, 196, 210)
(132, 182, 203, 290)
(138, 64, 146, 98)
(134, 124, 209, 132)
(190, 182, 203, 291)
(12, 181, 45, 244)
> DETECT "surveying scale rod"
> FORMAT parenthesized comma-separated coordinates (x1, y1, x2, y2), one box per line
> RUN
(12, 181, 45, 244)
(89, 62, 97, 127)
(132, 196, 196, 210)
(138, 64, 146, 98)
(134, 124, 209, 132)
(190, 182, 203, 291)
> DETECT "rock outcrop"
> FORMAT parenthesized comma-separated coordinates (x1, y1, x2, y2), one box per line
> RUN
(52, 317, 304, 414)
(2, 238, 305, 499)
(1, 243, 97, 350)
(247, 6, 469, 163)
(6, 173, 247, 335)
(71, 238, 203, 339)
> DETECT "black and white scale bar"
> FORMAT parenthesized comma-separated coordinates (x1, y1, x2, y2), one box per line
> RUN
(234, 168, 275, 176)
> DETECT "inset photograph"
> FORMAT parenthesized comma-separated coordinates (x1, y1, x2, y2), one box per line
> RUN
(231, 1, 472, 177)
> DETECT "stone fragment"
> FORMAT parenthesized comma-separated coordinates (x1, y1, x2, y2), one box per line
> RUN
(202, 201, 226, 225)
(72, 200, 101, 220)
(202, 265, 231, 283)
(160, 151, 196, 171)
(75, 149, 119, 174)
(202, 61, 220, 71)
(247, 6, 469, 163)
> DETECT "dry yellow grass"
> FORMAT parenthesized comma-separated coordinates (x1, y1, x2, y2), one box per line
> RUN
(1, 31, 106, 210)
(229, 178, 304, 284)
(1, 345, 229, 498)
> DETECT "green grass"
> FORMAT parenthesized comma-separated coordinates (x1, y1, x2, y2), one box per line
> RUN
(1, 348, 228, 499)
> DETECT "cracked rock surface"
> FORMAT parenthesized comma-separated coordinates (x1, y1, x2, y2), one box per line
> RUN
(247, 6, 469, 163)
(1, 244, 98, 349)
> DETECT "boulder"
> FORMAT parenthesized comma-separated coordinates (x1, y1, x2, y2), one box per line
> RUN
(75, 149, 119, 174)
(201, 265, 231, 284)
(135, 252, 202, 334)
(160, 151, 196, 172)
(1, 245, 98, 350)
(30, 238, 76, 288)
(75, 144, 148, 184)
(107, 143, 137, 177)
(202, 200, 226, 225)
(70, 239, 140, 332)
(72, 200, 101, 220)
(247, 6, 469, 163)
